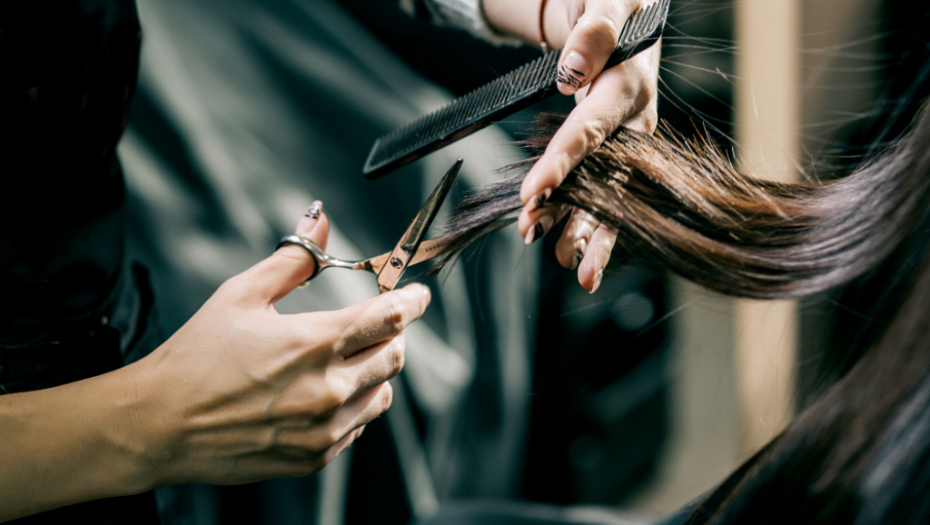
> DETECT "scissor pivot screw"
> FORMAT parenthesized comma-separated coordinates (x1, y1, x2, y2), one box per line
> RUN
(390, 257, 403, 268)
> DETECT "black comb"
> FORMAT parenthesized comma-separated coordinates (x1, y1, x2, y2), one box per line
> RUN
(363, 0, 670, 179)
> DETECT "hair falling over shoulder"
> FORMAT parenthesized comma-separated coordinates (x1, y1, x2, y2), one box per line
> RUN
(433, 108, 930, 523)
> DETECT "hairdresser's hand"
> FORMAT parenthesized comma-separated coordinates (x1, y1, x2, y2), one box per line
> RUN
(130, 205, 431, 486)
(485, 0, 660, 292)
(0, 205, 430, 520)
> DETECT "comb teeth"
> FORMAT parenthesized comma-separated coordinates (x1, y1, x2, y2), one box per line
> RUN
(363, 0, 669, 178)
(364, 52, 560, 176)
(621, 0, 667, 47)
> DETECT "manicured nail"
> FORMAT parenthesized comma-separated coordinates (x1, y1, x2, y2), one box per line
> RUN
(557, 51, 589, 91)
(526, 188, 552, 214)
(524, 226, 536, 245)
(572, 238, 587, 270)
(305, 200, 322, 219)
(590, 269, 604, 294)
(524, 214, 555, 245)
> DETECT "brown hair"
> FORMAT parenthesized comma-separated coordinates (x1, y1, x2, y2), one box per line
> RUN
(432, 109, 930, 523)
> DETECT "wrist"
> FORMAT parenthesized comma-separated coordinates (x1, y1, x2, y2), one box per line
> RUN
(104, 354, 183, 491)
(83, 361, 163, 496)
(0, 364, 161, 521)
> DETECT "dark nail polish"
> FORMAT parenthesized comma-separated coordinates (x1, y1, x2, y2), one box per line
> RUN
(572, 249, 584, 270)
(557, 65, 584, 89)
(572, 238, 587, 270)
(305, 200, 322, 219)
(525, 189, 552, 215)
(533, 214, 555, 244)
(556, 51, 588, 91)
(537, 192, 547, 209)
(532, 222, 545, 243)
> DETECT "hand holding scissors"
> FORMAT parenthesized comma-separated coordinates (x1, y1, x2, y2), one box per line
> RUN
(278, 159, 463, 293)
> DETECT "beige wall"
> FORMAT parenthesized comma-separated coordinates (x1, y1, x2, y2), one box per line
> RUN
(628, 0, 883, 515)
(733, 0, 800, 458)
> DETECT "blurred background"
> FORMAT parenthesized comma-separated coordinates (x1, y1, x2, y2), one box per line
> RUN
(117, 0, 929, 523)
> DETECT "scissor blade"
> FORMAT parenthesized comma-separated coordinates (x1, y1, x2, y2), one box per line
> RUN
(365, 215, 518, 278)
(363, 233, 461, 277)
(377, 158, 462, 292)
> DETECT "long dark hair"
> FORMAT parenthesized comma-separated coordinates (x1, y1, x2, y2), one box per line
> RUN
(431, 107, 930, 523)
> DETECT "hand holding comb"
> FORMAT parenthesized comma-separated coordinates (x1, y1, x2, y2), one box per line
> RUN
(363, 0, 669, 179)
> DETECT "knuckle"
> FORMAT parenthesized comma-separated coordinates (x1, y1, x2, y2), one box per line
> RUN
(324, 427, 344, 450)
(381, 297, 406, 335)
(216, 275, 248, 302)
(381, 383, 394, 412)
(295, 325, 336, 362)
(289, 323, 314, 350)
(580, 119, 610, 153)
(313, 380, 347, 417)
(389, 336, 405, 377)
(639, 105, 659, 133)
(308, 427, 341, 452)
(635, 81, 658, 110)
(276, 245, 312, 266)
(555, 234, 578, 268)
(575, 14, 620, 49)
(331, 333, 348, 356)
(641, 115, 658, 134)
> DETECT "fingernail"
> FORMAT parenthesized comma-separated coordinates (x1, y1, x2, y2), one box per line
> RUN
(524, 214, 555, 245)
(557, 51, 589, 91)
(526, 188, 552, 214)
(305, 200, 322, 219)
(524, 226, 536, 245)
(572, 238, 587, 270)
(590, 269, 604, 294)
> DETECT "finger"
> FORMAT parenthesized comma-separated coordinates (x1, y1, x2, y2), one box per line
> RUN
(336, 333, 405, 396)
(318, 284, 431, 357)
(555, 0, 638, 95)
(295, 201, 327, 245)
(578, 222, 618, 293)
(327, 382, 393, 444)
(555, 208, 599, 269)
(518, 204, 570, 245)
(274, 383, 390, 462)
(318, 419, 369, 465)
(519, 47, 658, 237)
(574, 83, 591, 104)
(234, 201, 332, 304)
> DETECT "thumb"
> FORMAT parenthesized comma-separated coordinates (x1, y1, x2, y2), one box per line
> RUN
(555, 1, 637, 95)
(241, 201, 331, 305)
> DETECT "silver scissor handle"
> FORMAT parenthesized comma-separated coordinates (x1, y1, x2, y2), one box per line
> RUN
(276, 235, 367, 283)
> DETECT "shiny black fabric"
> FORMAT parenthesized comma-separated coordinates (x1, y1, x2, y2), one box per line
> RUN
(0, 0, 160, 522)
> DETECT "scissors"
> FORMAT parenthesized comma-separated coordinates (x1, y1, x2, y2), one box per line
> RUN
(277, 159, 462, 293)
